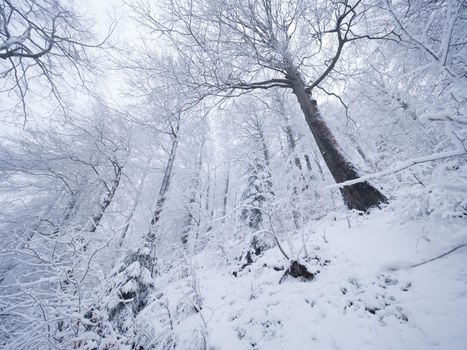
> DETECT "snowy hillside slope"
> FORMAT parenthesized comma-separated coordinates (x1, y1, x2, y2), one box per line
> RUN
(142, 209, 467, 350)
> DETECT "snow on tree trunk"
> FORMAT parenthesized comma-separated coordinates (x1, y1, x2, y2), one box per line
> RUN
(240, 118, 275, 266)
(181, 148, 203, 246)
(222, 168, 230, 222)
(89, 163, 123, 233)
(118, 169, 149, 247)
(147, 132, 179, 244)
(284, 124, 304, 172)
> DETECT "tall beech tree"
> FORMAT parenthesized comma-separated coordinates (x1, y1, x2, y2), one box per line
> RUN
(128, 0, 390, 211)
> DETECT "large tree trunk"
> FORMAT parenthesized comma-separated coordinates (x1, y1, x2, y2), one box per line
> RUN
(285, 66, 387, 211)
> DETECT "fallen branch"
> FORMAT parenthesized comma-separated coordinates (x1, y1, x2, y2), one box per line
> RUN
(409, 243, 467, 269)
(324, 148, 467, 190)
(386, 243, 467, 272)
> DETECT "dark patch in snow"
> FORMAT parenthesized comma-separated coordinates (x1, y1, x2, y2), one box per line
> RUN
(279, 260, 315, 283)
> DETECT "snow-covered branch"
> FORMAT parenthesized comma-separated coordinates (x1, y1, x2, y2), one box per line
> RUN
(325, 148, 467, 190)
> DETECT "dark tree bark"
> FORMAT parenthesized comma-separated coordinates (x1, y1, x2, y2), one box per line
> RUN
(304, 154, 313, 172)
(285, 66, 387, 211)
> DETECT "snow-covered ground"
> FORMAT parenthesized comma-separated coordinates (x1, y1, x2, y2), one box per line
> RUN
(153, 208, 467, 350)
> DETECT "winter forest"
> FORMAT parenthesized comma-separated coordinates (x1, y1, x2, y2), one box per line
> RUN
(0, 0, 466, 349)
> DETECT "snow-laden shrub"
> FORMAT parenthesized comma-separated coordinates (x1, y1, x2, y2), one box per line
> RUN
(399, 160, 467, 220)
(104, 247, 155, 334)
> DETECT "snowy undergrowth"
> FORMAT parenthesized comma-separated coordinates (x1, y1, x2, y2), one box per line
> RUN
(137, 206, 467, 350)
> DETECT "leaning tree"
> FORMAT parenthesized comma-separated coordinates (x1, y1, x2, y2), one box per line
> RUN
(127, 0, 391, 211)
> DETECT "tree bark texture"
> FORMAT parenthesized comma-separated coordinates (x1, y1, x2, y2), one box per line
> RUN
(285, 66, 387, 211)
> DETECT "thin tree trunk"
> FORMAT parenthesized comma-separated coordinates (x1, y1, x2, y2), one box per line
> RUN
(348, 133, 372, 166)
(205, 167, 211, 213)
(285, 66, 388, 211)
(147, 132, 179, 243)
(118, 167, 150, 247)
(222, 168, 230, 223)
(89, 164, 123, 233)
(255, 118, 270, 167)
(181, 152, 202, 245)
(284, 124, 304, 171)
(304, 154, 313, 172)
(310, 145, 337, 209)
(276, 95, 304, 170)
(282, 122, 305, 228)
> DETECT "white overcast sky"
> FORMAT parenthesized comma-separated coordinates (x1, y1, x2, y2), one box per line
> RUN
(83, 0, 121, 27)
(81, 0, 133, 45)
(78, 0, 137, 105)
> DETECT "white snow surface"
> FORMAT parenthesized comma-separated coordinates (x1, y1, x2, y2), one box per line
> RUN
(149, 209, 467, 350)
